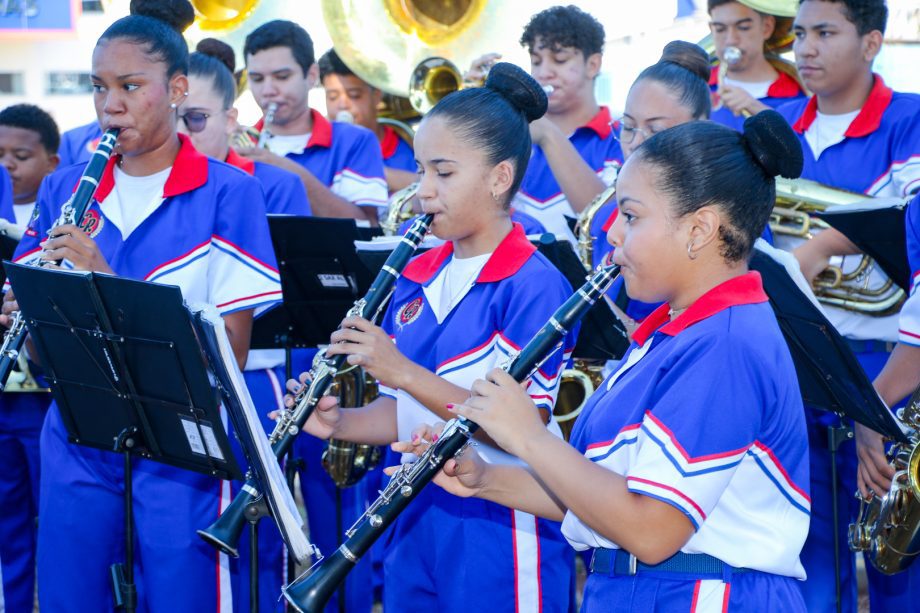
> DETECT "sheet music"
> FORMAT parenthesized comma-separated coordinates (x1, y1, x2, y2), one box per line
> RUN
(824, 197, 906, 213)
(190, 304, 319, 564)
(354, 234, 445, 252)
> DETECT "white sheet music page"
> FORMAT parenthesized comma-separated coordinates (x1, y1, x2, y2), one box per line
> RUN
(190, 304, 319, 564)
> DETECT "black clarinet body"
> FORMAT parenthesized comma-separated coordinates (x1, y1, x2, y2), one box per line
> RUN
(282, 264, 621, 612)
(197, 214, 434, 558)
(0, 128, 119, 390)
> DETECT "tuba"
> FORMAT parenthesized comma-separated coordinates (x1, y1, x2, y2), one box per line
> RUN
(849, 388, 920, 574)
(770, 177, 906, 316)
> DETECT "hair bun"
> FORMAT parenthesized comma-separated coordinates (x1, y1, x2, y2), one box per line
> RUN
(129, 0, 195, 34)
(485, 62, 548, 123)
(196, 38, 236, 74)
(659, 40, 710, 83)
(741, 110, 804, 179)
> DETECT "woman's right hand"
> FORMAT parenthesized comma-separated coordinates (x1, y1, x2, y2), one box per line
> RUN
(0, 289, 18, 329)
(390, 423, 491, 499)
(279, 372, 341, 439)
(463, 52, 502, 85)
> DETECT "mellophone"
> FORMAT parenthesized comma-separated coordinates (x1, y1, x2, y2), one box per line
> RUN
(281, 263, 621, 612)
(0, 128, 119, 390)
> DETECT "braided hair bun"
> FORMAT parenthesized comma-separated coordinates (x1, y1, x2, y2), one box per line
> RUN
(196, 38, 236, 74)
(741, 110, 804, 179)
(129, 0, 195, 33)
(484, 62, 548, 123)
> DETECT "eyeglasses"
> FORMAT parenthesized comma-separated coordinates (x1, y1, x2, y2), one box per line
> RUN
(613, 119, 665, 145)
(180, 111, 210, 133)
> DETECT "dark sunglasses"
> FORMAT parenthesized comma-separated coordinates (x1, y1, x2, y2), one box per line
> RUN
(180, 111, 210, 133)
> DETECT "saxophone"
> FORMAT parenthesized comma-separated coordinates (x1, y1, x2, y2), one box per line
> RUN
(197, 213, 433, 557)
(282, 264, 621, 612)
(849, 388, 920, 575)
(0, 128, 119, 391)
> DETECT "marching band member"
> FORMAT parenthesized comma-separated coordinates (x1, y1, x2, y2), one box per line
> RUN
(412, 111, 810, 612)
(289, 63, 576, 612)
(57, 120, 102, 167)
(1, 1, 282, 609)
(0, 165, 11, 221)
(707, 0, 807, 130)
(468, 5, 621, 242)
(587, 42, 713, 330)
(318, 48, 417, 193)
(240, 20, 388, 224)
(179, 37, 309, 613)
(773, 0, 920, 609)
(0, 103, 60, 613)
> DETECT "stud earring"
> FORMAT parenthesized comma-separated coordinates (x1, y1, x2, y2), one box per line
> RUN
(170, 102, 177, 109)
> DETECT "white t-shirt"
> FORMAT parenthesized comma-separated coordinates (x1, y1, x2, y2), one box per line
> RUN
(266, 133, 311, 157)
(13, 202, 35, 227)
(106, 165, 171, 239)
(426, 252, 491, 323)
(723, 76, 773, 100)
(804, 109, 861, 159)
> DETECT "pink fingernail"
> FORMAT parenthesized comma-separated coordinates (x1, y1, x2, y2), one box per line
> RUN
(412, 434, 419, 442)
(433, 434, 439, 442)
(446, 403, 455, 410)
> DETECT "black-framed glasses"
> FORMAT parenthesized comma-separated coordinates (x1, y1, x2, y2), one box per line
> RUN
(180, 111, 210, 133)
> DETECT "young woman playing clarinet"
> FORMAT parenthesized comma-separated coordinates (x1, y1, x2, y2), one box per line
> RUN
(407, 111, 813, 611)
(0, 0, 281, 609)
(288, 62, 576, 612)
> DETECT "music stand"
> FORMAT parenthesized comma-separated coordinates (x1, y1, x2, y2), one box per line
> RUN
(750, 245, 906, 613)
(6, 263, 242, 613)
(816, 199, 910, 292)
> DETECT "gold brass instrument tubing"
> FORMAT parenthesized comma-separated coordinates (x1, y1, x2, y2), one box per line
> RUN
(574, 182, 618, 271)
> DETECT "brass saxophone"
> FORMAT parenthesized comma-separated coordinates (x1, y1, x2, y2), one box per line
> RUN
(321, 364, 382, 488)
(849, 389, 920, 574)
(574, 182, 618, 271)
(381, 182, 420, 236)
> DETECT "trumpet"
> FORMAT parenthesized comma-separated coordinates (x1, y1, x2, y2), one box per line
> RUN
(197, 213, 434, 557)
(282, 264, 621, 612)
(0, 128, 119, 391)
(232, 102, 277, 149)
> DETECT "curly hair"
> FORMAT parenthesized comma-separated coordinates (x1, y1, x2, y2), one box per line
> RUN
(520, 5, 605, 57)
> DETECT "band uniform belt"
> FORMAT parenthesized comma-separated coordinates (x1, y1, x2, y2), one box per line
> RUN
(588, 548, 752, 577)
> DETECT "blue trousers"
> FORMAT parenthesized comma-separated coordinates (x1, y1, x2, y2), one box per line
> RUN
(0, 392, 48, 613)
(37, 405, 234, 612)
(582, 570, 806, 612)
(383, 480, 574, 612)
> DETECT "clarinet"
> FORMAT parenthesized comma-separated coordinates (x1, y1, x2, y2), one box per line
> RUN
(282, 264, 621, 612)
(197, 213, 434, 557)
(0, 128, 119, 391)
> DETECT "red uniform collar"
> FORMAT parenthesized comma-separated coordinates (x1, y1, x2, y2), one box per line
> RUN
(708, 66, 804, 98)
(225, 148, 255, 175)
(94, 133, 208, 202)
(791, 74, 893, 138)
(580, 106, 613, 139)
(631, 271, 768, 347)
(254, 108, 333, 149)
(402, 223, 536, 285)
(380, 125, 400, 160)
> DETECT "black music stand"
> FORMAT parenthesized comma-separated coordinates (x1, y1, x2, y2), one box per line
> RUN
(816, 199, 910, 292)
(750, 245, 906, 613)
(6, 263, 242, 613)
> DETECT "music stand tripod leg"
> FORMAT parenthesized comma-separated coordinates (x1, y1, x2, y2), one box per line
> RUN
(111, 427, 140, 613)
(244, 497, 270, 613)
(828, 421, 854, 613)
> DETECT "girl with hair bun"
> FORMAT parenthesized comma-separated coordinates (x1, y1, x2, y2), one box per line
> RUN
(183, 37, 310, 613)
(1, 1, 282, 610)
(287, 62, 576, 611)
(412, 111, 813, 612)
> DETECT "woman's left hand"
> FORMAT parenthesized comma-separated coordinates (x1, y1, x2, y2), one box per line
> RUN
(40, 224, 114, 274)
(448, 367, 547, 458)
(325, 316, 414, 389)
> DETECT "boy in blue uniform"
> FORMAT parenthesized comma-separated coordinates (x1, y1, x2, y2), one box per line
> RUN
(469, 6, 623, 242)
(1, 4, 282, 610)
(318, 48, 417, 193)
(291, 63, 576, 612)
(240, 20, 387, 225)
(707, 0, 807, 130)
(416, 113, 810, 613)
(773, 1, 920, 610)
(0, 103, 60, 613)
